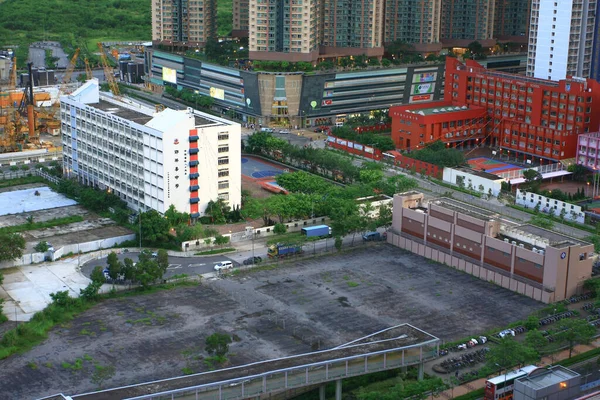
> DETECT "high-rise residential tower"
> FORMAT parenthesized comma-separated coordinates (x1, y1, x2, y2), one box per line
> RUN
(232, 0, 249, 37)
(321, 0, 385, 58)
(527, 0, 597, 80)
(493, 0, 531, 40)
(384, 0, 442, 52)
(248, 0, 321, 62)
(439, 0, 495, 47)
(152, 0, 217, 48)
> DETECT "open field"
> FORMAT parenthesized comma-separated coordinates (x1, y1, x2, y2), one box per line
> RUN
(0, 245, 542, 399)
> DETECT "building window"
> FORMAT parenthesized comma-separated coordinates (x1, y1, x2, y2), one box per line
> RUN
(218, 157, 229, 165)
(218, 169, 229, 177)
(218, 133, 229, 141)
(218, 180, 229, 189)
(218, 145, 229, 153)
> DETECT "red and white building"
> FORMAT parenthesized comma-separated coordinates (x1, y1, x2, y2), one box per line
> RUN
(61, 79, 241, 218)
(391, 58, 600, 162)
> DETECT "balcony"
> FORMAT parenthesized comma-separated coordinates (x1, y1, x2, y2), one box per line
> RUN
(189, 185, 199, 191)
(189, 148, 199, 155)
(190, 197, 200, 204)
(189, 135, 199, 142)
(189, 160, 199, 167)
(189, 173, 199, 179)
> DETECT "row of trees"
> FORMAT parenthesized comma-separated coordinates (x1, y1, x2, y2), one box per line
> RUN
(406, 141, 466, 168)
(164, 86, 215, 110)
(246, 131, 361, 183)
(330, 126, 396, 152)
(92, 250, 169, 289)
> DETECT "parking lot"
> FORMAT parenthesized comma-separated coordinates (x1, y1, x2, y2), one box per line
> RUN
(0, 245, 543, 399)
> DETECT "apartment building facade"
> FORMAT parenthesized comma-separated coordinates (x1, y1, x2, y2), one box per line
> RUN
(152, 0, 217, 48)
(527, 0, 597, 81)
(443, 57, 600, 162)
(321, 0, 385, 58)
(493, 0, 530, 41)
(439, 0, 496, 47)
(384, 0, 442, 52)
(61, 79, 240, 217)
(389, 192, 593, 303)
(248, 0, 321, 62)
(576, 131, 600, 169)
(232, 0, 249, 37)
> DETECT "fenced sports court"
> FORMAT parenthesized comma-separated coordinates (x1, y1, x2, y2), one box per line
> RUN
(467, 157, 524, 174)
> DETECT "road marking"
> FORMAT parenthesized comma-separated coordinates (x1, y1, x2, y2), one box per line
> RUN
(167, 264, 182, 270)
(187, 263, 206, 268)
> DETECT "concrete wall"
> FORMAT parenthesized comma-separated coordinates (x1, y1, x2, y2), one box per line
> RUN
(388, 231, 555, 303)
(443, 168, 502, 197)
(516, 189, 585, 223)
(181, 217, 330, 251)
(0, 234, 135, 270)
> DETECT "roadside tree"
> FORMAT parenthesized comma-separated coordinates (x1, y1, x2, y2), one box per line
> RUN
(0, 233, 26, 262)
(106, 252, 123, 280)
(156, 249, 169, 273)
(90, 266, 106, 284)
(34, 241, 50, 253)
(555, 318, 596, 357)
(486, 336, 537, 370)
(140, 210, 170, 245)
(522, 169, 543, 192)
(525, 330, 548, 354)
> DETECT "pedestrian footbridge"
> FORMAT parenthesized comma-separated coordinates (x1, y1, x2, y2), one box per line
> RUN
(49, 324, 440, 400)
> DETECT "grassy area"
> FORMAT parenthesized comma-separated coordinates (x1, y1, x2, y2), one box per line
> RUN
(0, 175, 45, 189)
(194, 248, 235, 256)
(0, 215, 84, 235)
(217, 0, 233, 36)
(0, 0, 151, 66)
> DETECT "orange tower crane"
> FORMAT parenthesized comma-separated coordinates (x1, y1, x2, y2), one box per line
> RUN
(97, 42, 120, 97)
(84, 57, 93, 80)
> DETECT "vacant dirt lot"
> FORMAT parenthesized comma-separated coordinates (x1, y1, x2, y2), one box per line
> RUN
(0, 245, 542, 399)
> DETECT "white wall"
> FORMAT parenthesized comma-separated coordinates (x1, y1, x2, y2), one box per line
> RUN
(443, 168, 502, 197)
(516, 189, 585, 223)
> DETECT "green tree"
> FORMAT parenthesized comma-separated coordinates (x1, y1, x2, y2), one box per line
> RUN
(0, 233, 26, 262)
(164, 205, 189, 227)
(106, 252, 123, 280)
(567, 164, 588, 182)
(204, 199, 230, 224)
(34, 241, 50, 253)
(205, 333, 232, 358)
(273, 223, 287, 235)
(79, 281, 102, 302)
(525, 330, 548, 354)
(377, 204, 393, 229)
(213, 235, 230, 248)
(90, 266, 106, 284)
(140, 210, 170, 245)
(49, 290, 77, 311)
(555, 318, 596, 357)
(334, 236, 343, 252)
(122, 258, 136, 282)
(522, 169, 543, 192)
(486, 336, 538, 370)
(156, 249, 169, 274)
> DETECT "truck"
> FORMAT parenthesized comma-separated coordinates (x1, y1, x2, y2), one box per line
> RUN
(268, 243, 303, 258)
(301, 225, 332, 238)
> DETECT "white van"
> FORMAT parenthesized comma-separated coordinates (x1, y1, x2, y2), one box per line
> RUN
(260, 127, 274, 133)
(214, 261, 234, 271)
(335, 122, 344, 127)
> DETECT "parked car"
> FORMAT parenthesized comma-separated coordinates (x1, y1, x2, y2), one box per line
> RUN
(243, 256, 262, 265)
(260, 127, 274, 133)
(314, 127, 324, 133)
(278, 129, 290, 134)
(363, 231, 387, 241)
(214, 261, 234, 271)
(498, 329, 515, 338)
(151, 251, 158, 258)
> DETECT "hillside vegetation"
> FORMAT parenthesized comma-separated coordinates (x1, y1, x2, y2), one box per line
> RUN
(0, 0, 233, 67)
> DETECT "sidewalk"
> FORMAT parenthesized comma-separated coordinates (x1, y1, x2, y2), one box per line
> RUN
(438, 339, 600, 398)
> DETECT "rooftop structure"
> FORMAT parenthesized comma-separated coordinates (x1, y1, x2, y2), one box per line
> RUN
(61, 79, 241, 218)
(514, 365, 580, 400)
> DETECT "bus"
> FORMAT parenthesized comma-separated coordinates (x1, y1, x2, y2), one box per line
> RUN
(484, 365, 538, 400)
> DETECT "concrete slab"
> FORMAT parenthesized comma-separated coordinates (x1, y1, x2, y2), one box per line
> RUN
(0, 258, 91, 321)
(0, 186, 77, 216)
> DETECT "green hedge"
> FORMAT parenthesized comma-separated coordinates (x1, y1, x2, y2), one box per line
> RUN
(453, 388, 485, 400)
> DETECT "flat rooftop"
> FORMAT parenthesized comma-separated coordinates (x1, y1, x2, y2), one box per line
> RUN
(517, 366, 579, 390)
(430, 197, 499, 221)
(91, 99, 154, 125)
(404, 104, 476, 116)
(515, 224, 588, 247)
(453, 167, 502, 180)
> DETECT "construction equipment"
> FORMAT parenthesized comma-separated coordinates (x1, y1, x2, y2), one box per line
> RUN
(97, 42, 120, 97)
(84, 57, 93, 80)
(60, 48, 80, 96)
(8, 57, 16, 91)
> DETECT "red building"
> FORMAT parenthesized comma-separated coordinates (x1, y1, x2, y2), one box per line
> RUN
(391, 101, 487, 150)
(391, 58, 600, 162)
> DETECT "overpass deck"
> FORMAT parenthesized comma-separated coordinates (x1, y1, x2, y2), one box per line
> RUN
(64, 324, 439, 400)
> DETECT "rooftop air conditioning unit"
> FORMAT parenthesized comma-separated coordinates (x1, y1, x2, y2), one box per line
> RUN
(512, 241, 517, 245)
(539, 250, 545, 255)
(433, 109, 439, 113)
(504, 238, 510, 243)
(532, 247, 538, 253)
(519, 244, 525, 248)
(461, 105, 468, 109)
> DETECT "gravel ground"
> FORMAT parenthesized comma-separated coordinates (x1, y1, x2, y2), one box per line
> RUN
(0, 245, 543, 399)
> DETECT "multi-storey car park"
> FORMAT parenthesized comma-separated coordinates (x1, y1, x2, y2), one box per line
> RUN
(61, 79, 241, 218)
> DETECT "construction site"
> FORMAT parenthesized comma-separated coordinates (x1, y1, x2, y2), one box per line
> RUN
(0, 42, 138, 156)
